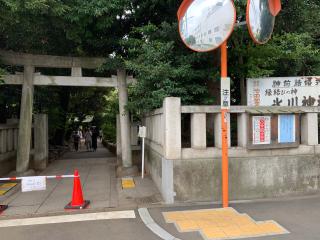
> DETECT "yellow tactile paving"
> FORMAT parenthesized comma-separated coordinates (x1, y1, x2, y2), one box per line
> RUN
(121, 177, 135, 189)
(176, 220, 199, 231)
(163, 208, 289, 240)
(0, 183, 17, 188)
(0, 190, 7, 195)
(0, 183, 17, 195)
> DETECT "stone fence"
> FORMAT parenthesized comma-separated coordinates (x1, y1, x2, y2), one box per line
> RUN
(0, 123, 19, 175)
(0, 114, 48, 176)
(143, 97, 320, 203)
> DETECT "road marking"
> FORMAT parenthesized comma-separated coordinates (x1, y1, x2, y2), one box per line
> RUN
(0, 183, 17, 196)
(0, 210, 136, 228)
(138, 208, 180, 240)
(1, 183, 17, 188)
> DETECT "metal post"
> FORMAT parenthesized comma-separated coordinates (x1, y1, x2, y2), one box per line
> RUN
(221, 41, 229, 208)
(141, 137, 145, 179)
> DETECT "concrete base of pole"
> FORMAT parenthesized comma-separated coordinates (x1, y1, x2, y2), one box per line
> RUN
(116, 165, 138, 178)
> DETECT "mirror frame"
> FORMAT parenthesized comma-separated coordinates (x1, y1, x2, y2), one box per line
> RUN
(268, 0, 281, 16)
(177, 0, 237, 52)
(246, 0, 275, 45)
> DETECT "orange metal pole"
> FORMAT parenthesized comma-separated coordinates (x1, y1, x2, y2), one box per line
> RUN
(220, 41, 229, 208)
(221, 42, 227, 78)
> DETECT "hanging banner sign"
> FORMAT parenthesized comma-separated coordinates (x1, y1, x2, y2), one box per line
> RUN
(221, 77, 231, 109)
(247, 76, 320, 106)
(252, 116, 271, 145)
(21, 176, 46, 192)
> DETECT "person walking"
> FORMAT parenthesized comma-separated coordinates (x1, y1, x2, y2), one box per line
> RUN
(72, 131, 80, 152)
(84, 128, 92, 151)
(99, 129, 103, 141)
(77, 128, 83, 150)
(91, 127, 98, 152)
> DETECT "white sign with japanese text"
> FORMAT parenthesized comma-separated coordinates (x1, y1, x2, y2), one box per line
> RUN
(221, 77, 230, 109)
(252, 116, 271, 145)
(138, 126, 147, 138)
(247, 76, 320, 106)
(21, 176, 46, 192)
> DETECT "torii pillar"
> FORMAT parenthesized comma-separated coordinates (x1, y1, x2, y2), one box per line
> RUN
(116, 69, 138, 176)
(16, 65, 35, 173)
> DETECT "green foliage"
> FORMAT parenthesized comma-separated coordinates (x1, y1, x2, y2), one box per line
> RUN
(229, 0, 320, 103)
(66, 87, 106, 140)
(0, 85, 21, 123)
(235, 29, 320, 79)
(272, 33, 320, 76)
(2, 0, 69, 13)
(275, 0, 320, 36)
(101, 90, 118, 143)
(123, 22, 213, 115)
(0, 0, 320, 142)
(0, 67, 5, 83)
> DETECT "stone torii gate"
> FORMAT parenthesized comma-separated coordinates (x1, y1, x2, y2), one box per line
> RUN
(0, 50, 134, 174)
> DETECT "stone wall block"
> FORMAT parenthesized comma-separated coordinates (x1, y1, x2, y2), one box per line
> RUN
(191, 113, 206, 149)
(301, 113, 318, 145)
(163, 97, 181, 159)
(237, 113, 248, 147)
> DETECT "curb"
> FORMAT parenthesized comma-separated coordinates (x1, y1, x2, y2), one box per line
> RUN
(138, 208, 180, 240)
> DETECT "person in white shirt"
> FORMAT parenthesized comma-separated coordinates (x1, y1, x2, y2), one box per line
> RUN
(84, 128, 92, 151)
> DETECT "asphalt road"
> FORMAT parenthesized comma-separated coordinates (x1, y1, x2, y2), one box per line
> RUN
(0, 214, 161, 240)
(1, 195, 320, 240)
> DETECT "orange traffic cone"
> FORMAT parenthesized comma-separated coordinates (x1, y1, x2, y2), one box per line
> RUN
(65, 170, 90, 209)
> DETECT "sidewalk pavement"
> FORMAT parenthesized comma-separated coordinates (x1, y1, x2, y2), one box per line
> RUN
(0, 142, 162, 218)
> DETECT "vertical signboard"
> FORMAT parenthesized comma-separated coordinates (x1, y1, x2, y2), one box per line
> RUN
(252, 116, 271, 145)
(278, 115, 295, 143)
(138, 126, 147, 179)
(221, 77, 231, 109)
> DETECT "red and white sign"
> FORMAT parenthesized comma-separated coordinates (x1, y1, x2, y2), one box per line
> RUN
(252, 116, 271, 145)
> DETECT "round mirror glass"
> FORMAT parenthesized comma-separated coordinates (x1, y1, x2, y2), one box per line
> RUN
(247, 0, 275, 44)
(178, 0, 236, 52)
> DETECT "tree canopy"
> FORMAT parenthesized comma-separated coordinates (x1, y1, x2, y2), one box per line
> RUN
(0, 0, 319, 143)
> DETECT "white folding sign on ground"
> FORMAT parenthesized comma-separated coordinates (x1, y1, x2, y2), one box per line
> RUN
(247, 76, 320, 106)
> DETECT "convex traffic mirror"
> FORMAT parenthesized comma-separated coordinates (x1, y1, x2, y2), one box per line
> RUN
(177, 0, 236, 52)
(246, 0, 275, 44)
